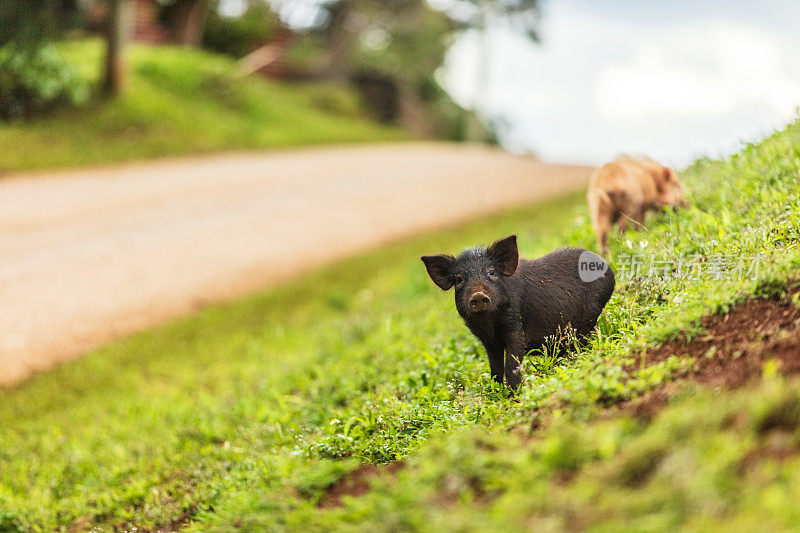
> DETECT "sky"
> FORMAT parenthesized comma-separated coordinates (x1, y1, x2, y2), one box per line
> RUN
(441, 0, 800, 166)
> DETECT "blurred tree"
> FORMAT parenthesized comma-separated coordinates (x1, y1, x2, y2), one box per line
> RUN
(104, 0, 131, 94)
(284, 0, 539, 141)
(288, 0, 461, 137)
(311, 0, 451, 83)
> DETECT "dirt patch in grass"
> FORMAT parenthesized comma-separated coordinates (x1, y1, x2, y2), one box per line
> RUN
(620, 288, 800, 419)
(651, 291, 800, 385)
(318, 462, 405, 509)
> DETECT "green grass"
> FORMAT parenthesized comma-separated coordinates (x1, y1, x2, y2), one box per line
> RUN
(294, 377, 800, 532)
(1, 120, 799, 531)
(0, 39, 405, 173)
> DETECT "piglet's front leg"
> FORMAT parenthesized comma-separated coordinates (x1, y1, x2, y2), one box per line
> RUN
(503, 327, 527, 390)
(483, 341, 505, 385)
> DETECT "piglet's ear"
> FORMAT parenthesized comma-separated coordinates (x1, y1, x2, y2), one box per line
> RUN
(421, 254, 455, 290)
(488, 235, 519, 276)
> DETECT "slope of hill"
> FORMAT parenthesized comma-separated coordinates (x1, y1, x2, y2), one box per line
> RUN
(0, 120, 799, 530)
(0, 39, 405, 173)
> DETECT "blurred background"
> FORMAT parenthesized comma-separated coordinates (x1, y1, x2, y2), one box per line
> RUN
(3, 0, 800, 168)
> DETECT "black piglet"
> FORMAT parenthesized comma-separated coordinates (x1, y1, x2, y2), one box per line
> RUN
(422, 235, 615, 389)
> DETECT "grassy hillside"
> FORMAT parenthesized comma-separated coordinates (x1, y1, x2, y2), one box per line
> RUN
(0, 39, 404, 173)
(0, 121, 799, 530)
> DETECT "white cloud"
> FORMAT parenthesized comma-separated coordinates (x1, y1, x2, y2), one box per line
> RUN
(440, 1, 800, 166)
(596, 24, 800, 119)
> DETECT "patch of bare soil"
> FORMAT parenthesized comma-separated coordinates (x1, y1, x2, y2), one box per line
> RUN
(318, 462, 405, 509)
(620, 287, 800, 419)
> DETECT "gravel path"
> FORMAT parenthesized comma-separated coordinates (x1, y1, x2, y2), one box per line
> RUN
(0, 143, 592, 384)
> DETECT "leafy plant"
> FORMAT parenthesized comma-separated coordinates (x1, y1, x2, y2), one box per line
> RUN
(0, 44, 88, 120)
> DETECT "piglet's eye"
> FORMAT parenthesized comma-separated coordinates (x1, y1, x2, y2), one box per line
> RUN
(453, 274, 464, 285)
(487, 268, 496, 277)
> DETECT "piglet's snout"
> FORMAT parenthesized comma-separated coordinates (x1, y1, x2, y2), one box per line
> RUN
(468, 292, 491, 313)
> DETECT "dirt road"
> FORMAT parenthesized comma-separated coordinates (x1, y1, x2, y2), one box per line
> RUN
(0, 143, 592, 384)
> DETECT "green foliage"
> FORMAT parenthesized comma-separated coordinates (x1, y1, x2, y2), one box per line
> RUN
(1, 119, 800, 530)
(289, 0, 485, 139)
(0, 44, 89, 119)
(203, 1, 281, 58)
(343, 1, 455, 86)
(0, 39, 404, 172)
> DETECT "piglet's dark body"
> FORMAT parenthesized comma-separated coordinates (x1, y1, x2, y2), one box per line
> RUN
(422, 235, 615, 389)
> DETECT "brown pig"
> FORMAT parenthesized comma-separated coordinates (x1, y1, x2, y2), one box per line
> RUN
(587, 157, 687, 255)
